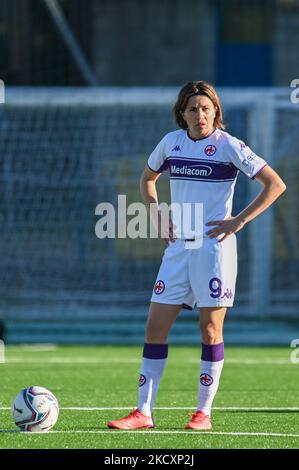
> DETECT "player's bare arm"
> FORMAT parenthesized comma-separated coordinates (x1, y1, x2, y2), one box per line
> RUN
(140, 166, 176, 244)
(139, 166, 161, 206)
(206, 165, 286, 242)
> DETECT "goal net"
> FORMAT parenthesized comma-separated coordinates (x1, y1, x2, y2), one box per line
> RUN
(0, 87, 298, 341)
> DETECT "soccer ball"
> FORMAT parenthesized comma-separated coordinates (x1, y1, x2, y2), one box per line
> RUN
(12, 386, 59, 432)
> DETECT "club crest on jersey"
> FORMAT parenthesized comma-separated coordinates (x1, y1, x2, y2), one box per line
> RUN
(204, 145, 216, 156)
(139, 374, 146, 387)
(154, 280, 165, 295)
(200, 373, 214, 386)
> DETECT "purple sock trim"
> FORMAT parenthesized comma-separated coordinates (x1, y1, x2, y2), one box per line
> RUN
(201, 342, 224, 362)
(143, 343, 168, 359)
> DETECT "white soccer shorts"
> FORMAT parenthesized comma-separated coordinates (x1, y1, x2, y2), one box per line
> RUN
(151, 235, 237, 308)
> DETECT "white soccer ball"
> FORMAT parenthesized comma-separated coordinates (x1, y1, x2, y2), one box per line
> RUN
(12, 386, 59, 432)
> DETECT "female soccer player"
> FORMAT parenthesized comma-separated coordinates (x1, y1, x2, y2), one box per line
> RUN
(107, 81, 286, 430)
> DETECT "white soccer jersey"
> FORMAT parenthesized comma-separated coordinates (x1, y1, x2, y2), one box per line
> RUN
(147, 128, 267, 237)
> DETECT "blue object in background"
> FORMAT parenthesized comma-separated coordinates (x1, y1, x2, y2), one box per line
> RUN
(217, 43, 273, 86)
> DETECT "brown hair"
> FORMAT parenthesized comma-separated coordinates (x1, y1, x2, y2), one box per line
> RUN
(173, 81, 225, 130)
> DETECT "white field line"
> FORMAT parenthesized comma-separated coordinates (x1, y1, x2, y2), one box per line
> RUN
(1, 430, 299, 438)
(7, 344, 58, 352)
(3, 357, 141, 364)
(1, 407, 298, 438)
(1, 357, 295, 365)
(1, 406, 299, 411)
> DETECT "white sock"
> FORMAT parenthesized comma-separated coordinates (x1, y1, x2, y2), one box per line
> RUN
(197, 342, 224, 417)
(137, 343, 168, 417)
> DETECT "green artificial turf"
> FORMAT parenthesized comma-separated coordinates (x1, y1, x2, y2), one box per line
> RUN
(0, 345, 299, 449)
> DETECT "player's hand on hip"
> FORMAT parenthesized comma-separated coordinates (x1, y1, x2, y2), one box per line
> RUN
(205, 216, 245, 242)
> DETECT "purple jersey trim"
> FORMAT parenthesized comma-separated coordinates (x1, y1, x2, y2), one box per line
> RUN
(251, 163, 268, 180)
(170, 177, 236, 183)
(147, 163, 161, 174)
(186, 128, 217, 142)
(143, 342, 168, 359)
(201, 342, 224, 362)
(147, 159, 170, 174)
